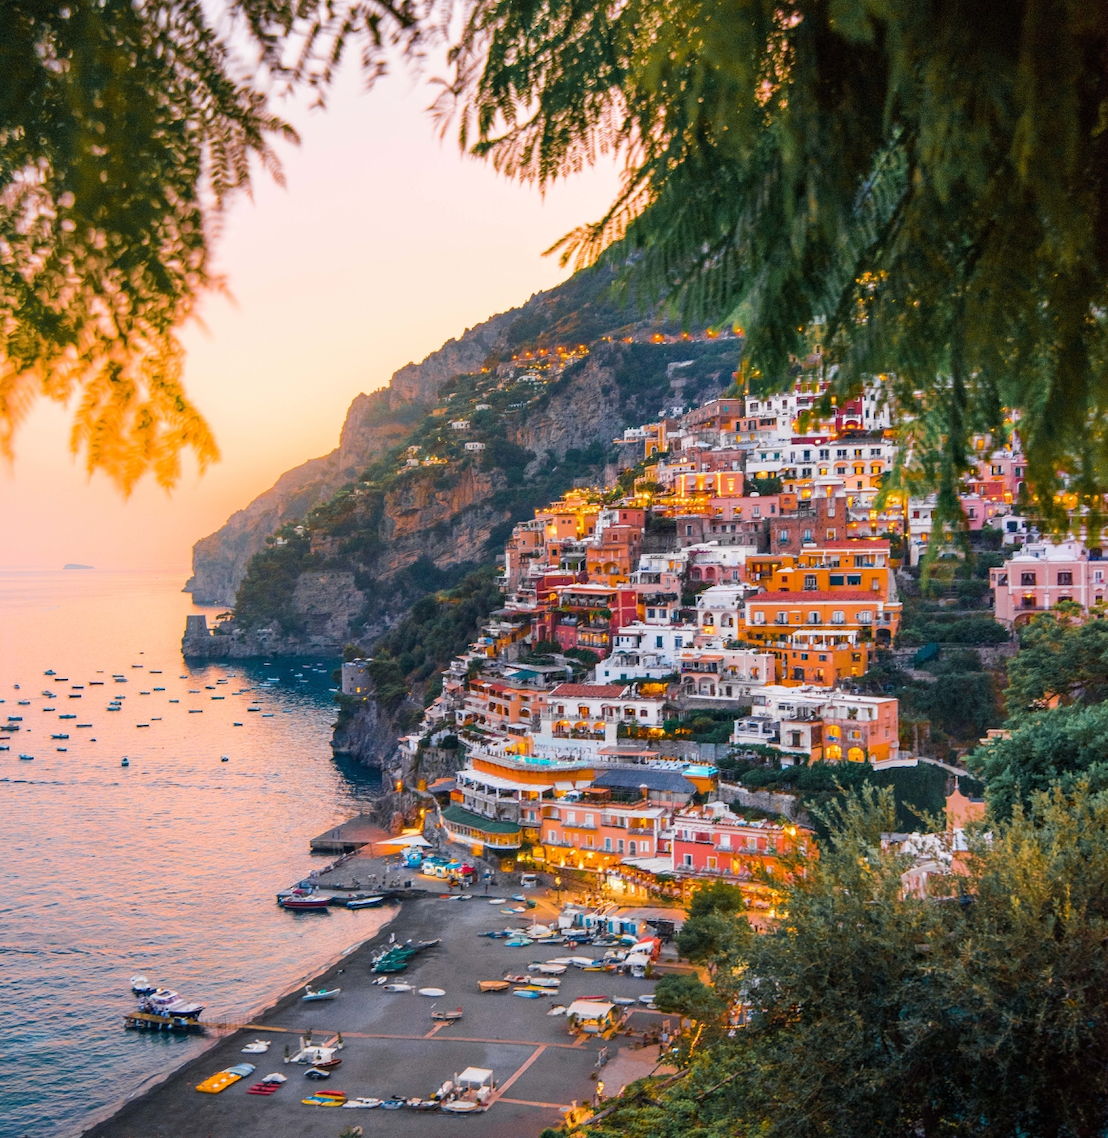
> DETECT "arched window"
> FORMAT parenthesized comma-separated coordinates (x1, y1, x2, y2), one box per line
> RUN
(848, 746, 865, 762)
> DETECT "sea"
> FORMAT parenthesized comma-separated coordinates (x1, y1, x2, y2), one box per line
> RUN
(0, 569, 391, 1137)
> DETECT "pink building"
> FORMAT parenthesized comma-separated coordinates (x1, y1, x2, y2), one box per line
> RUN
(670, 803, 810, 882)
(990, 540, 1107, 626)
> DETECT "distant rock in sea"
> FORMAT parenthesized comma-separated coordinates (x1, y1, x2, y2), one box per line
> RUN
(63, 563, 94, 570)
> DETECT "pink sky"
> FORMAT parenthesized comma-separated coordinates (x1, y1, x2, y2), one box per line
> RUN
(0, 65, 619, 573)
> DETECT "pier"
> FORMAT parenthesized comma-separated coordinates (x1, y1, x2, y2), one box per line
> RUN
(308, 814, 387, 854)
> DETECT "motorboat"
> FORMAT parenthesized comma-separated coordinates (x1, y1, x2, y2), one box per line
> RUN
(381, 1098, 405, 1110)
(383, 983, 412, 993)
(408, 1098, 441, 1111)
(51, 734, 69, 740)
(512, 989, 543, 999)
(19, 754, 34, 761)
(639, 993, 657, 1005)
(131, 975, 156, 994)
(346, 895, 384, 909)
(241, 1040, 271, 1054)
(478, 980, 510, 993)
(121, 758, 130, 767)
(140, 990, 205, 1018)
(430, 1006, 463, 1022)
(279, 892, 331, 911)
(612, 996, 635, 1006)
(302, 985, 340, 1001)
(527, 976, 561, 988)
(418, 987, 446, 997)
(530, 963, 567, 975)
(441, 1100, 481, 1113)
(341, 1098, 383, 1108)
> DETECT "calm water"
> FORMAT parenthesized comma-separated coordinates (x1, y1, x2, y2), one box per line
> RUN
(0, 570, 388, 1137)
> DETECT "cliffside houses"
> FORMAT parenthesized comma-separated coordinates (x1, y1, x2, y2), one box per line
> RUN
(389, 377, 1039, 900)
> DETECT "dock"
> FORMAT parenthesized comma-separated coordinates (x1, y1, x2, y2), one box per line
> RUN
(309, 814, 386, 854)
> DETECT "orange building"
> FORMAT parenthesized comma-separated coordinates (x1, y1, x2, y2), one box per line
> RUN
(456, 679, 548, 736)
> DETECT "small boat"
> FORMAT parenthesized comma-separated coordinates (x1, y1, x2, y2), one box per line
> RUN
(311, 1057, 342, 1070)
(612, 996, 635, 1006)
(531, 963, 567, 975)
(220, 755, 228, 761)
(408, 1098, 441, 1110)
(44, 670, 55, 676)
(418, 987, 446, 997)
(430, 1006, 463, 1022)
(346, 896, 384, 909)
(280, 893, 330, 911)
(441, 1100, 481, 1113)
(121, 758, 130, 767)
(58, 714, 76, 719)
(7, 716, 22, 722)
(512, 988, 542, 999)
(478, 980, 510, 993)
(241, 1040, 271, 1054)
(528, 976, 561, 988)
(302, 1090, 345, 1103)
(548, 1005, 568, 1016)
(131, 975, 156, 994)
(342, 1097, 383, 1108)
(17, 700, 30, 706)
(302, 985, 340, 1002)
(18, 754, 33, 761)
(304, 1069, 332, 1082)
(261, 1073, 287, 1084)
(372, 976, 388, 986)
(51, 734, 69, 740)
(504, 938, 532, 947)
(246, 1081, 282, 1096)
(381, 1098, 405, 1110)
(56, 747, 67, 752)
(196, 1063, 255, 1094)
(383, 983, 412, 993)
(639, 993, 657, 1005)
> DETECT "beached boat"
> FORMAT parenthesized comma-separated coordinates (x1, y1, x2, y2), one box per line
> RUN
(512, 989, 543, 999)
(302, 985, 340, 1002)
(383, 982, 412, 992)
(504, 937, 532, 947)
(241, 1040, 271, 1053)
(407, 1098, 442, 1110)
(301, 1091, 345, 1104)
(441, 1100, 481, 1113)
(346, 895, 384, 909)
(527, 976, 561, 988)
(612, 996, 635, 1006)
(381, 1098, 406, 1109)
(418, 987, 446, 997)
(530, 962, 567, 975)
(196, 1064, 254, 1094)
(341, 1097, 382, 1108)
(431, 1006, 464, 1022)
(478, 980, 510, 993)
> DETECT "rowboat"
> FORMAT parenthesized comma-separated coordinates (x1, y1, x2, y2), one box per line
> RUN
(341, 1098, 382, 1108)
(512, 988, 543, 999)
(441, 1100, 481, 1112)
(346, 895, 384, 909)
(478, 980, 510, 993)
(418, 987, 446, 997)
(431, 1006, 464, 1022)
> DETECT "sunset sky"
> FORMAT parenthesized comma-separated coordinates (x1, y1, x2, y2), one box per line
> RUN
(0, 63, 619, 574)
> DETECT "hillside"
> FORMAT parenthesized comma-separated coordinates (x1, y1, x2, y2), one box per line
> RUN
(186, 269, 702, 605)
(183, 268, 741, 655)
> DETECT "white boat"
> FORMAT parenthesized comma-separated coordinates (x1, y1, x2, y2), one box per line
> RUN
(383, 983, 412, 992)
(527, 976, 561, 988)
(532, 963, 567, 975)
(342, 1098, 382, 1108)
(260, 1073, 286, 1084)
(346, 896, 384, 909)
(302, 985, 340, 1002)
(639, 993, 656, 1005)
(612, 996, 635, 1006)
(241, 1040, 271, 1054)
(131, 975, 156, 994)
(418, 987, 446, 997)
(441, 1101, 481, 1113)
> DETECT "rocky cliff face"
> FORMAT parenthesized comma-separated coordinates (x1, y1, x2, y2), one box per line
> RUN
(187, 310, 522, 605)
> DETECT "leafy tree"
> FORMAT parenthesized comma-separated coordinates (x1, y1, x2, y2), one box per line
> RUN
(445, 2, 1108, 537)
(967, 701, 1108, 819)
(563, 786, 1108, 1138)
(1, 0, 417, 488)
(1005, 604, 1108, 714)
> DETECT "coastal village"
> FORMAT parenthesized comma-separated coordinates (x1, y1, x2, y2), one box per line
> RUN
(339, 352, 1046, 916)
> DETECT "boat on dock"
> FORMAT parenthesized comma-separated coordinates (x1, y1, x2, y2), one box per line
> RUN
(124, 1010, 205, 1033)
(346, 895, 384, 909)
(431, 1006, 463, 1022)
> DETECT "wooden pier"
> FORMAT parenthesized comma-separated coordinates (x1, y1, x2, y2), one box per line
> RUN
(123, 1011, 205, 1033)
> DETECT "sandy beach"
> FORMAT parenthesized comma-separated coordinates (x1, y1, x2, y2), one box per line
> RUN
(83, 873, 676, 1138)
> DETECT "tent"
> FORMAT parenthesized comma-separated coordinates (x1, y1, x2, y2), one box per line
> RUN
(456, 1067, 494, 1090)
(566, 1000, 617, 1032)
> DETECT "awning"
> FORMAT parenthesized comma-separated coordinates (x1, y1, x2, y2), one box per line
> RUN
(378, 835, 432, 848)
(457, 1067, 494, 1088)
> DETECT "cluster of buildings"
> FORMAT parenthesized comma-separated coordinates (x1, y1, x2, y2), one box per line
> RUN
(341, 368, 1038, 905)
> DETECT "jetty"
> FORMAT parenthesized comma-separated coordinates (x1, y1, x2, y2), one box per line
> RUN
(309, 813, 385, 854)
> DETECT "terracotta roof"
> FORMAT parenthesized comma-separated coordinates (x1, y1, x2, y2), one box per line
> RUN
(550, 683, 630, 698)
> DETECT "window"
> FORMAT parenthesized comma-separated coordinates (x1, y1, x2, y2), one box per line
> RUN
(546, 830, 556, 842)
(789, 731, 802, 747)
(1020, 572, 1037, 586)
(803, 529, 813, 542)
(847, 574, 862, 585)
(585, 813, 595, 827)
(826, 528, 837, 539)
(831, 610, 846, 625)
(858, 611, 873, 624)
(775, 611, 790, 625)
(804, 574, 818, 591)
(685, 524, 693, 536)
(706, 856, 718, 870)
(617, 839, 625, 853)
(830, 574, 844, 586)
(683, 853, 693, 867)
(753, 612, 765, 625)
(778, 530, 790, 544)
(675, 636, 684, 647)
(1058, 571, 1073, 586)
(629, 840, 637, 856)
(656, 635, 664, 648)
(603, 836, 612, 851)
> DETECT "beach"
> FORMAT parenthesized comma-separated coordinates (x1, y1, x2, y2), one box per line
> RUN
(83, 871, 677, 1138)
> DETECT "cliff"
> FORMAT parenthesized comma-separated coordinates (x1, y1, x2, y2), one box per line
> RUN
(186, 267, 637, 605)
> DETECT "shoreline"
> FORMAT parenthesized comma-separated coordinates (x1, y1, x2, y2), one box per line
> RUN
(81, 897, 409, 1138)
(81, 881, 670, 1138)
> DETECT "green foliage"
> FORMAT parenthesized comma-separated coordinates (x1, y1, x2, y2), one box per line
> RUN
(564, 647, 601, 667)
(447, 0, 1108, 542)
(561, 786, 1108, 1138)
(1005, 606, 1108, 715)
(532, 639, 563, 655)
(0, 0, 417, 489)
(898, 612, 1010, 647)
(738, 762, 949, 836)
(652, 974, 727, 1022)
(747, 476, 782, 497)
(968, 701, 1108, 820)
(233, 528, 314, 633)
(921, 671, 1000, 739)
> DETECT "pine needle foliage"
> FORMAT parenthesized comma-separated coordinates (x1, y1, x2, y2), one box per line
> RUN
(444, 1, 1108, 535)
(0, 0, 421, 490)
